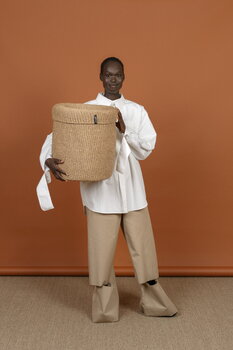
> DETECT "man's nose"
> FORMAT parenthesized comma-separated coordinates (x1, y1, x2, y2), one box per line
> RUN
(110, 76, 116, 82)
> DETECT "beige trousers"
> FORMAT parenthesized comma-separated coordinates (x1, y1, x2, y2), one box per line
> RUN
(86, 206, 178, 323)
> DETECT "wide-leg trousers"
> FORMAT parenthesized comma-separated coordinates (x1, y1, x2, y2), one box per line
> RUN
(86, 206, 178, 323)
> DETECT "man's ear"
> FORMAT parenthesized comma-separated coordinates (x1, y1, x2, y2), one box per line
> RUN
(100, 73, 103, 81)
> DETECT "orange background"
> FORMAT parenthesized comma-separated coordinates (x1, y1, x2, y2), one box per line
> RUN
(1, 0, 233, 276)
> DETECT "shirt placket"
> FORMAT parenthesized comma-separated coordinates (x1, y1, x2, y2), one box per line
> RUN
(112, 101, 128, 212)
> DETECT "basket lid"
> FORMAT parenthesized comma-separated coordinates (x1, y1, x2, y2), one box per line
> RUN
(52, 103, 118, 125)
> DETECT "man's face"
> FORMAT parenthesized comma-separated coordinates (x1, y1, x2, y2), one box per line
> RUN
(100, 61, 125, 96)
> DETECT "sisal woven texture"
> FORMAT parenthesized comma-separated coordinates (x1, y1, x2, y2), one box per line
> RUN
(52, 103, 118, 181)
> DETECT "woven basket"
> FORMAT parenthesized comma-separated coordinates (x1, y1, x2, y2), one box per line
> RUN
(52, 103, 118, 181)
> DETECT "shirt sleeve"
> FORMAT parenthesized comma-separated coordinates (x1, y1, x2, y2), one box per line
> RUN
(124, 107, 157, 160)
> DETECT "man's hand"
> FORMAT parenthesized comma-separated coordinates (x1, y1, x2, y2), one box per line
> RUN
(116, 110, 126, 134)
(45, 158, 66, 181)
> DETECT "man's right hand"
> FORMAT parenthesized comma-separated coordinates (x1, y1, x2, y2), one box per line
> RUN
(45, 158, 66, 181)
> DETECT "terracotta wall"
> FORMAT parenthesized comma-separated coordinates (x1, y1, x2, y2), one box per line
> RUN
(1, 0, 233, 276)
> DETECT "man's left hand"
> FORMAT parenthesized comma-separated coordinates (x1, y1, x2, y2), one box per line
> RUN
(116, 110, 126, 134)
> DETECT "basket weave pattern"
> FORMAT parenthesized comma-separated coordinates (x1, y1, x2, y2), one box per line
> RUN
(52, 103, 118, 181)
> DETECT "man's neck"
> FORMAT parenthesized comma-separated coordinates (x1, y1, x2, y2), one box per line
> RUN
(103, 92, 121, 100)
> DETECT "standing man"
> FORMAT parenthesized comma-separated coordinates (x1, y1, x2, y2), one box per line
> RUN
(37, 57, 178, 323)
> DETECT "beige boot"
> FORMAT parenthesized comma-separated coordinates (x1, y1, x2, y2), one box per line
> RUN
(139, 280, 178, 317)
(91, 282, 120, 323)
(91, 265, 120, 323)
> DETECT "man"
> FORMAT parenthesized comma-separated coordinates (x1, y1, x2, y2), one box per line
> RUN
(37, 57, 178, 322)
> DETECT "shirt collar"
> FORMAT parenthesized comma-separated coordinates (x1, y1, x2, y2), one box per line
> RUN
(96, 92, 126, 109)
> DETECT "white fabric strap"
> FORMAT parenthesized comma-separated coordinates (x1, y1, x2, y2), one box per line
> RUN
(36, 173, 54, 211)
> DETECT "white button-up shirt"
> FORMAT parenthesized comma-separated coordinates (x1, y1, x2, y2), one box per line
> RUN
(36, 93, 157, 213)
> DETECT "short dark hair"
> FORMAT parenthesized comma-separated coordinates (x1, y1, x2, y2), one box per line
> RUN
(100, 57, 124, 74)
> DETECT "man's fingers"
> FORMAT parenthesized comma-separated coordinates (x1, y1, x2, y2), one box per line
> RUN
(55, 166, 67, 175)
(53, 171, 66, 181)
(54, 158, 64, 164)
(57, 175, 66, 182)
